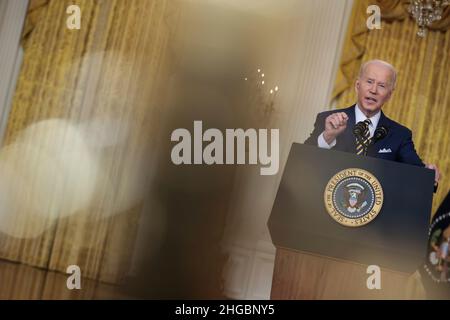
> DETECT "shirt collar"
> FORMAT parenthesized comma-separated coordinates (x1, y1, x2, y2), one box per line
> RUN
(355, 104, 381, 128)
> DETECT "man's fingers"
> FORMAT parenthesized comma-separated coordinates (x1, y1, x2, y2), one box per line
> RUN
(326, 113, 348, 130)
(426, 164, 440, 183)
(330, 118, 339, 129)
(326, 115, 335, 128)
(338, 113, 347, 127)
(336, 113, 344, 125)
(341, 113, 349, 124)
(334, 117, 342, 128)
(336, 113, 348, 126)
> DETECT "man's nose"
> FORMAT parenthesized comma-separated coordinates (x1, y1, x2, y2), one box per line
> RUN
(369, 84, 378, 94)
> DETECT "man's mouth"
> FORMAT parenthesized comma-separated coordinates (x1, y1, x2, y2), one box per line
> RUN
(364, 96, 377, 104)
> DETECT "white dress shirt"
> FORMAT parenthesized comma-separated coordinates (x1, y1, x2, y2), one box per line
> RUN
(318, 104, 381, 149)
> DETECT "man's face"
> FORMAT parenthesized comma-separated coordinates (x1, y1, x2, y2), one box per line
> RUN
(355, 63, 394, 116)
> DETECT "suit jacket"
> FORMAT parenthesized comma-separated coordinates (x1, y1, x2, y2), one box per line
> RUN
(304, 105, 424, 167)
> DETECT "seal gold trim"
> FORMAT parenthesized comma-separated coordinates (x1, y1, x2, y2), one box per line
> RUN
(324, 168, 384, 227)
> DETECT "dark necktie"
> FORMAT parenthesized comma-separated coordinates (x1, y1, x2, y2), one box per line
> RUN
(356, 119, 372, 155)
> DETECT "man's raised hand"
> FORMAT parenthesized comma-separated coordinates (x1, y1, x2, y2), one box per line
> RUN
(323, 112, 349, 144)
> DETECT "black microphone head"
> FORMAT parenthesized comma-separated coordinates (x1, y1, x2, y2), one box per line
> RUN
(353, 121, 368, 136)
(374, 126, 388, 141)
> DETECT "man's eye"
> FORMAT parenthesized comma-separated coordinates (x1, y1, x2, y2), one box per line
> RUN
(379, 84, 385, 88)
(367, 80, 373, 84)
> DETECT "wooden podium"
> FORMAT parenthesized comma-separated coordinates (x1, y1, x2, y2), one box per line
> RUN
(270, 248, 425, 299)
(268, 144, 434, 300)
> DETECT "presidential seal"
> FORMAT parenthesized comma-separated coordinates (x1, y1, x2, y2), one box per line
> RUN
(423, 210, 450, 283)
(324, 168, 383, 227)
(420, 192, 450, 298)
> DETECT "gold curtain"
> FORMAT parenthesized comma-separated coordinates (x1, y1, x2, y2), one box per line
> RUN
(0, 0, 179, 284)
(21, 0, 50, 48)
(333, 0, 450, 216)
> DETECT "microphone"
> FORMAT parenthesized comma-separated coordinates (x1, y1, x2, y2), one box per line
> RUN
(353, 121, 370, 154)
(363, 126, 389, 156)
(373, 126, 388, 143)
(353, 122, 367, 137)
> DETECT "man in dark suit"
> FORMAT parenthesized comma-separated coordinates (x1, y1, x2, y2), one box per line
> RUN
(304, 59, 440, 184)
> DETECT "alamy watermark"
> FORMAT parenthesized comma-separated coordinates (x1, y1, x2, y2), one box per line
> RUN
(66, 265, 81, 290)
(170, 121, 279, 176)
(66, 5, 81, 30)
(367, 5, 381, 30)
(366, 265, 381, 290)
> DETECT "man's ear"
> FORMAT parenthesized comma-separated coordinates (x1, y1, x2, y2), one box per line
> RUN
(355, 79, 360, 92)
(386, 88, 394, 101)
